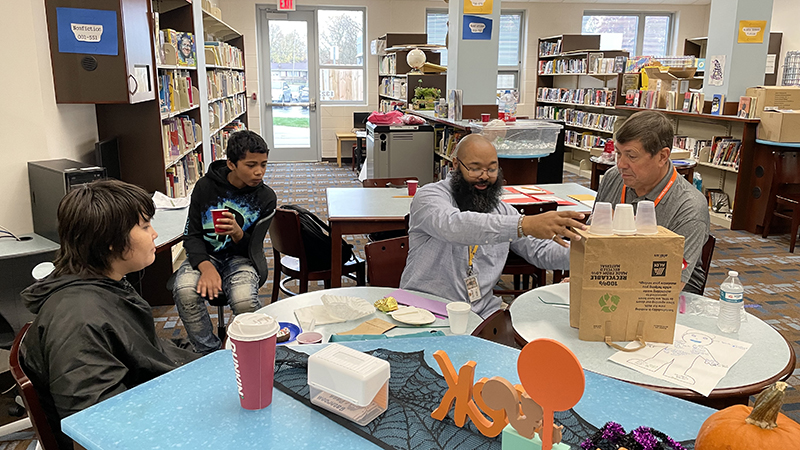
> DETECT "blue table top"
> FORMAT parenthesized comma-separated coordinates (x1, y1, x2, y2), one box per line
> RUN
(756, 138, 800, 148)
(62, 336, 714, 450)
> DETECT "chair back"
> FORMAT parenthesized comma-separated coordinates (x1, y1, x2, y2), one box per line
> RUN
(269, 208, 307, 262)
(362, 177, 418, 188)
(364, 236, 409, 288)
(511, 201, 558, 216)
(698, 234, 716, 293)
(471, 309, 527, 349)
(248, 210, 275, 287)
(10, 323, 60, 450)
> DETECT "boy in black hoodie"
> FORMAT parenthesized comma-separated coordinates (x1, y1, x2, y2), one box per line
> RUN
(173, 130, 277, 353)
(20, 179, 199, 449)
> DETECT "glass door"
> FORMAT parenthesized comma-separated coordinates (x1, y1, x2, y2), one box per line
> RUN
(258, 10, 319, 161)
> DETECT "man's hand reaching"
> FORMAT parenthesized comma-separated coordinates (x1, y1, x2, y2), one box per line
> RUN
(521, 211, 587, 247)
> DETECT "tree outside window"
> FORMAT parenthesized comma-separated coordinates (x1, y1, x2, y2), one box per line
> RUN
(318, 9, 365, 103)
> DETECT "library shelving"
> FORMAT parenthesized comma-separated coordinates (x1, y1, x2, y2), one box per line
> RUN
(374, 34, 446, 113)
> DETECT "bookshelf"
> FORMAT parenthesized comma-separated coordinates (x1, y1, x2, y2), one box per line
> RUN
(374, 34, 446, 113)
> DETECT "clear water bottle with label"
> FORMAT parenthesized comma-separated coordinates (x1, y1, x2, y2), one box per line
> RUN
(500, 90, 517, 122)
(717, 270, 744, 333)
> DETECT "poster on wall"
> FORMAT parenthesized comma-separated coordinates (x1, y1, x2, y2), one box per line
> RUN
(463, 0, 493, 15)
(738, 20, 767, 44)
(708, 55, 726, 87)
(462, 15, 492, 41)
(56, 7, 118, 56)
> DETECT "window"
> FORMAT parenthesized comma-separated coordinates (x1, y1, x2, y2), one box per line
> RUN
(426, 10, 524, 93)
(581, 12, 673, 57)
(317, 9, 365, 103)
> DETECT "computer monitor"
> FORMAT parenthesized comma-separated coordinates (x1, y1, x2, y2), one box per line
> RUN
(353, 112, 370, 130)
(95, 137, 121, 180)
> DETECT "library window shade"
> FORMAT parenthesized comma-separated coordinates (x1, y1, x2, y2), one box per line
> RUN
(317, 9, 365, 103)
(581, 12, 673, 57)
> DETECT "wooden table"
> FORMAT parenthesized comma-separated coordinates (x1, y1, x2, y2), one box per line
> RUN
(510, 283, 796, 410)
(335, 131, 366, 168)
(505, 183, 596, 213)
(590, 159, 696, 191)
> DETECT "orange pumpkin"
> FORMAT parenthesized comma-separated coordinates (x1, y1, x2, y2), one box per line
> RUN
(695, 382, 800, 449)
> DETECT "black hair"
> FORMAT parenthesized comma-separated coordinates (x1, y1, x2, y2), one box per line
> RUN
(226, 130, 269, 165)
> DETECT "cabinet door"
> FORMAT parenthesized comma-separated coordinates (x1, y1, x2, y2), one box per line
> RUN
(121, 0, 155, 103)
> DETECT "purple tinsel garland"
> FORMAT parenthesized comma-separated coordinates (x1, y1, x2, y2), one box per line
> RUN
(580, 422, 686, 450)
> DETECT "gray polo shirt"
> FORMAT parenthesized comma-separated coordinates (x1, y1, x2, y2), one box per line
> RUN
(595, 161, 710, 292)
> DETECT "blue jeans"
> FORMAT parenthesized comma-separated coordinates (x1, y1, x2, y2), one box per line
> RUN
(173, 255, 261, 354)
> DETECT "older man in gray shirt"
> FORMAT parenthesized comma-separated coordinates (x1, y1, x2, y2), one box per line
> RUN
(399, 134, 586, 318)
(595, 110, 710, 293)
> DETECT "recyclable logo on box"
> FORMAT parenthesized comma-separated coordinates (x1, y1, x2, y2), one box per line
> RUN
(652, 261, 667, 277)
(598, 293, 620, 313)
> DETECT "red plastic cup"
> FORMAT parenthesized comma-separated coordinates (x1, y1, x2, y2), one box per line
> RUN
(211, 208, 228, 234)
(407, 180, 419, 196)
(228, 313, 279, 410)
(604, 138, 615, 154)
(481, 113, 490, 122)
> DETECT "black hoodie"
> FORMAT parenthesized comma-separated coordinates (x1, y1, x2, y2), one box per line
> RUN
(184, 160, 277, 269)
(20, 275, 199, 449)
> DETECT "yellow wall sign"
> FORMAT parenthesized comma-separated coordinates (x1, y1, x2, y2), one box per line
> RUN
(464, 0, 493, 15)
(738, 20, 767, 43)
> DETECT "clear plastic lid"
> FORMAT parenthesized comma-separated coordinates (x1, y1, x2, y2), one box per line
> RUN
(227, 313, 279, 342)
(469, 119, 562, 133)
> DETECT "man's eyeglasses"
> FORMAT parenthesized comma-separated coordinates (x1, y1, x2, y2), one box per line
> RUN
(458, 159, 498, 177)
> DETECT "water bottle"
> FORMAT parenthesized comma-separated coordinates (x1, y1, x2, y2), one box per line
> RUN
(717, 270, 744, 333)
(501, 90, 517, 122)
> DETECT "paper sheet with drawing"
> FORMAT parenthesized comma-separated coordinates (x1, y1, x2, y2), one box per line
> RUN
(608, 324, 751, 396)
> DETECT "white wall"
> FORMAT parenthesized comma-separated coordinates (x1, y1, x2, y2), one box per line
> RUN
(0, 1, 98, 235)
(771, 0, 799, 83)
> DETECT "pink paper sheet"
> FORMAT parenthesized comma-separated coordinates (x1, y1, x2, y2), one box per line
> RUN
(388, 289, 449, 318)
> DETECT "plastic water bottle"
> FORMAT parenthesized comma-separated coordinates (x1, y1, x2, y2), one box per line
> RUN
(500, 90, 517, 122)
(717, 271, 744, 333)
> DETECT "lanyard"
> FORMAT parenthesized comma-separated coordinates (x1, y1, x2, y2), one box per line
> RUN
(467, 245, 479, 276)
(621, 168, 678, 207)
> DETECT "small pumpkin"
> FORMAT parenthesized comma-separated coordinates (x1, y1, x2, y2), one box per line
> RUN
(695, 381, 800, 449)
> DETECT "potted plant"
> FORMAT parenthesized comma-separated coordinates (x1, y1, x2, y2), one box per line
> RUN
(412, 86, 441, 110)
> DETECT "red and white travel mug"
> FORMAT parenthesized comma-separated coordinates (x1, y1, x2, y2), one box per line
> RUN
(228, 313, 279, 410)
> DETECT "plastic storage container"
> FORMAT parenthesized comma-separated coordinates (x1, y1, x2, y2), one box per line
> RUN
(308, 344, 391, 426)
(469, 120, 562, 158)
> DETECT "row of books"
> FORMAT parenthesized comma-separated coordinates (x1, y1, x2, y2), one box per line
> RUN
(707, 136, 742, 168)
(624, 89, 705, 114)
(207, 69, 245, 100)
(537, 87, 617, 107)
(736, 95, 758, 118)
(159, 70, 197, 115)
(156, 27, 197, 67)
(379, 54, 397, 75)
(437, 127, 465, 160)
(162, 116, 202, 163)
(564, 130, 607, 150)
(538, 39, 562, 57)
(209, 94, 247, 132)
(205, 41, 243, 69)
(379, 77, 406, 99)
(166, 151, 203, 198)
(379, 99, 405, 112)
(210, 120, 247, 161)
(535, 106, 618, 133)
(587, 54, 626, 74)
(538, 59, 585, 75)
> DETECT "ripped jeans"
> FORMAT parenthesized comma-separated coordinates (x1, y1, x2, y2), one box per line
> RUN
(173, 255, 261, 354)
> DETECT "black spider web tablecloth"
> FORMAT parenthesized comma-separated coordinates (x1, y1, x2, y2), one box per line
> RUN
(274, 346, 696, 450)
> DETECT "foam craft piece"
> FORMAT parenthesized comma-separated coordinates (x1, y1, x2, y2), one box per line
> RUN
(501, 424, 570, 450)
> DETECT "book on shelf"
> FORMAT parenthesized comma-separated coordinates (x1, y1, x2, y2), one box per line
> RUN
(625, 56, 653, 73)
(737, 96, 757, 118)
(614, 56, 627, 74)
(710, 94, 725, 115)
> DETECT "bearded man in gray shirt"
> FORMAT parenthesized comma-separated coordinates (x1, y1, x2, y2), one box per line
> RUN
(399, 134, 586, 318)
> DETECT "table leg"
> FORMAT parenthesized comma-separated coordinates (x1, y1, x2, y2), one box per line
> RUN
(590, 162, 600, 191)
(330, 222, 343, 288)
(336, 137, 342, 168)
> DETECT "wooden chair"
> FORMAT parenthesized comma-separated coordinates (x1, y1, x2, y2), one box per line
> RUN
(698, 234, 716, 293)
(364, 236, 409, 288)
(494, 201, 559, 297)
(362, 177, 418, 188)
(762, 192, 800, 253)
(270, 208, 366, 301)
(470, 309, 527, 349)
(10, 323, 61, 450)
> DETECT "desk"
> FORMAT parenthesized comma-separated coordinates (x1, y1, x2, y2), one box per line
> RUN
(506, 183, 596, 213)
(256, 286, 483, 339)
(327, 187, 413, 288)
(62, 335, 714, 450)
(590, 160, 696, 191)
(335, 131, 367, 168)
(510, 283, 795, 409)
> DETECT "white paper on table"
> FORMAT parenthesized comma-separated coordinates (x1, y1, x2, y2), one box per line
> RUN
(533, 194, 569, 204)
(152, 191, 190, 209)
(320, 294, 375, 321)
(516, 185, 550, 195)
(293, 305, 346, 331)
(608, 324, 751, 396)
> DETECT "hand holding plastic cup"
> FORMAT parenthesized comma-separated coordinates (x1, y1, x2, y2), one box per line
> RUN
(612, 203, 636, 235)
(589, 202, 614, 235)
(211, 208, 228, 234)
(227, 313, 279, 410)
(407, 180, 419, 196)
(446, 302, 471, 335)
(635, 200, 658, 235)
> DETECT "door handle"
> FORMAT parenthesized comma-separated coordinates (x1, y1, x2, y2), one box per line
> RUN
(310, 98, 316, 112)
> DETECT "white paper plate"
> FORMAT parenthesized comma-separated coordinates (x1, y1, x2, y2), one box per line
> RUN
(390, 306, 436, 325)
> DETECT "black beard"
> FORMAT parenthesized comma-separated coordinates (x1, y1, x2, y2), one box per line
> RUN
(450, 167, 504, 213)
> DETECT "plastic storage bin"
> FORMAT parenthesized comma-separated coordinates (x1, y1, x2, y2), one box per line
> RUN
(470, 120, 562, 158)
(308, 344, 391, 426)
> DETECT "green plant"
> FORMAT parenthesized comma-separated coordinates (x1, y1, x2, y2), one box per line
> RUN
(414, 87, 441, 100)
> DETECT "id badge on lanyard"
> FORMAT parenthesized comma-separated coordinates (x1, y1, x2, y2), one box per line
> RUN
(465, 245, 481, 302)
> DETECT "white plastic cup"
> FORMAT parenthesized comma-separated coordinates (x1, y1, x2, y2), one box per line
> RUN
(227, 313, 279, 410)
(635, 201, 659, 235)
(446, 302, 471, 335)
(589, 202, 614, 236)
(612, 203, 636, 235)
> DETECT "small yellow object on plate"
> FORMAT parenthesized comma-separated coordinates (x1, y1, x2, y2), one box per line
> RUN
(374, 296, 399, 313)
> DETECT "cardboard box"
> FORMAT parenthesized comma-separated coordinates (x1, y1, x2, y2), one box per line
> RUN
(643, 67, 696, 109)
(757, 110, 800, 143)
(746, 86, 800, 118)
(569, 227, 684, 344)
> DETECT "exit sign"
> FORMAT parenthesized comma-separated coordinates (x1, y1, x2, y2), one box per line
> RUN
(278, 0, 295, 11)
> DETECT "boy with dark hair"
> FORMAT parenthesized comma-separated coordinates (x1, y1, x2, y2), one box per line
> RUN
(20, 179, 199, 449)
(173, 129, 277, 353)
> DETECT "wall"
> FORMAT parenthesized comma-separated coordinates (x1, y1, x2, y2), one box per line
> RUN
(771, 0, 799, 83)
(0, 1, 98, 235)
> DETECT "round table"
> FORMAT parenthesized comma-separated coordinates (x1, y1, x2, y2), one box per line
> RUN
(509, 283, 795, 409)
(255, 287, 483, 344)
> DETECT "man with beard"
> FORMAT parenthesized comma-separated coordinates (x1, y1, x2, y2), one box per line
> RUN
(399, 134, 586, 318)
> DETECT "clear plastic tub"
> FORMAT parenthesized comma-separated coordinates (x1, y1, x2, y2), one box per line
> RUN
(470, 119, 562, 158)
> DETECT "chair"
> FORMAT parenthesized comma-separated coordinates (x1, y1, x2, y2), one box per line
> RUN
(10, 323, 60, 450)
(364, 236, 409, 287)
(698, 234, 716, 293)
(762, 192, 800, 253)
(270, 208, 366, 301)
(494, 201, 559, 297)
(470, 309, 527, 349)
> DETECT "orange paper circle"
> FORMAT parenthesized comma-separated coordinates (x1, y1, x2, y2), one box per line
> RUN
(518, 338, 585, 411)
